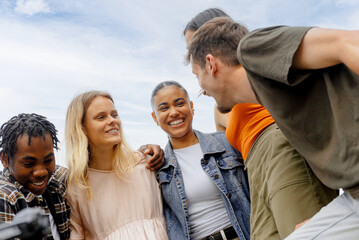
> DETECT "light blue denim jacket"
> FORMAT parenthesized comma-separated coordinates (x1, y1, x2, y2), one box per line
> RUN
(157, 130, 251, 240)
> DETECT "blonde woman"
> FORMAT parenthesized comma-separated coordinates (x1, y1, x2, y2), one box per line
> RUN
(65, 90, 168, 240)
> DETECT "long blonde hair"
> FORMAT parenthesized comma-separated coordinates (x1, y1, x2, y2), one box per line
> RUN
(65, 90, 136, 195)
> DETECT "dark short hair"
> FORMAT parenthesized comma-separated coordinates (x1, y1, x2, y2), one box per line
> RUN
(151, 81, 190, 110)
(0, 113, 59, 161)
(187, 17, 248, 68)
(183, 8, 230, 35)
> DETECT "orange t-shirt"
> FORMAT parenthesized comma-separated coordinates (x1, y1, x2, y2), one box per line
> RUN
(226, 103, 274, 160)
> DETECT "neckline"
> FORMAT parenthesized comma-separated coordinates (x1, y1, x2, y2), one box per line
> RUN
(88, 167, 115, 173)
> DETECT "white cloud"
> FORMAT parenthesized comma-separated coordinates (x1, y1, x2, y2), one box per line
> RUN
(15, 0, 51, 15)
(335, 0, 359, 6)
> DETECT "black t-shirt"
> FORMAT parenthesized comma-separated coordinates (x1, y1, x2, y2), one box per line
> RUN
(238, 26, 359, 195)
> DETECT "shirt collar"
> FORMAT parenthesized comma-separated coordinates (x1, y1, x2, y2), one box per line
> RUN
(1, 168, 58, 203)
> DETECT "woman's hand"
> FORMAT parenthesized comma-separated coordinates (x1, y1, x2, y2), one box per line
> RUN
(138, 144, 165, 171)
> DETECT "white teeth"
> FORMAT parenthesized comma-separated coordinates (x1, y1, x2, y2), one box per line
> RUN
(169, 120, 183, 126)
(33, 181, 45, 186)
(108, 129, 118, 134)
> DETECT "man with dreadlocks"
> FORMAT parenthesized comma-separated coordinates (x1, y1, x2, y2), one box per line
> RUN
(0, 113, 70, 240)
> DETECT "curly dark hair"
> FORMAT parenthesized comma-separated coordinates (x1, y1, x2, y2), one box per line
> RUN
(0, 113, 59, 161)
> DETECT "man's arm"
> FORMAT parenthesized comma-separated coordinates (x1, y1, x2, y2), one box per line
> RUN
(293, 28, 359, 76)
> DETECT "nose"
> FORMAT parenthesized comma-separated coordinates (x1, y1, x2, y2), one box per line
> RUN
(108, 114, 118, 124)
(169, 106, 179, 117)
(33, 165, 48, 178)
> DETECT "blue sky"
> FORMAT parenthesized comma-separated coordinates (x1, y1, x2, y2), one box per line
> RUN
(0, 0, 358, 167)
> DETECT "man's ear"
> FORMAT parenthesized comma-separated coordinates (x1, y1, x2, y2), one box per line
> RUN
(205, 54, 217, 77)
(1, 153, 9, 169)
(151, 112, 159, 126)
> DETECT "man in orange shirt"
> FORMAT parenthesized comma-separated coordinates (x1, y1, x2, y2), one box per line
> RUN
(188, 17, 338, 239)
(225, 102, 336, 240)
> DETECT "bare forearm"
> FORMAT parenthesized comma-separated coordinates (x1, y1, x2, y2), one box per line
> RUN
(339, 30, 359, 76)
(293, 28, 341, 70)
(293, 28, 359, 75)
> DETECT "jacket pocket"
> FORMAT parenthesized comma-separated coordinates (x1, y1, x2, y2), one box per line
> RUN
(217, 154, 244, 170)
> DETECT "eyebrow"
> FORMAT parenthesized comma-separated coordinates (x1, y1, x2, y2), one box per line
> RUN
(174, 98, 186, 103)
(95, 109, 117, 115)
(157, 102, 168, 109)
(22, 152, 54, 161)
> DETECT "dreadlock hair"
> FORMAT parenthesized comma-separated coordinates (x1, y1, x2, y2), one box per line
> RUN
(0, 113, 59, 162)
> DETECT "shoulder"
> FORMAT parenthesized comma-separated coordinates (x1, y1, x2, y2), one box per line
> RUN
(135, 151, 147, 166)
(49, 165, 69, 195)
(241, 26, 311, 45)
(0, 173, 17, 195)
(210, 131, 237, 151)
(53, 165, 69, 181)
(238, 26, 312, 67)
(199, 130, 227, 142)
(195, 130, 233, 150)
(0, 179, 24, 205)
(198, 130, 242, 157)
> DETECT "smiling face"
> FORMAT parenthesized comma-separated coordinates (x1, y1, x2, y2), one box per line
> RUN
(191, 58, 234, 113)
(152, 86, 195, 144)
(83, 96, 122, 151)
(2, 133, 55, 196)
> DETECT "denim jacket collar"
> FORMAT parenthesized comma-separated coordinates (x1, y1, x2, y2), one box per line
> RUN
(194, 130, 226, 156)
(163, 129, 225, 167)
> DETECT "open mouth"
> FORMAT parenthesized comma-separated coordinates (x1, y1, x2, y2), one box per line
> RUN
(32, 181, 46, 186)
(28, 178, 48, 195)
(107, 129, 119, 134)
(169, 119, 184, 126)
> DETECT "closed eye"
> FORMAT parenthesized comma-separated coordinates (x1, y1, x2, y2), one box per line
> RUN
(176, 101, 185, 106)
(159, 106, 168, 111)
(22, 162, 35, 168)
(44, 158, 54, 165)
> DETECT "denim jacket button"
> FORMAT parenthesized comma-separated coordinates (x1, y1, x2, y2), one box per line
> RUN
(214, 174, 219, 179)
(227, 193, 232, 198)
(203, 159, 208, 165)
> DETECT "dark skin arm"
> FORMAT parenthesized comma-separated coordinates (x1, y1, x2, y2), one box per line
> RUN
(138, 144, 164, 171)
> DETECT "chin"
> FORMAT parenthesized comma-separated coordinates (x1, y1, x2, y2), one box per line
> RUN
(110, 137, 122, 145)
(28, 185, 47, 196)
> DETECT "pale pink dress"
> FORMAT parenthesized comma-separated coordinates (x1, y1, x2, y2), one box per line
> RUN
(67, 158, 168, 240)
